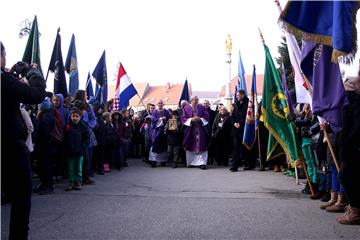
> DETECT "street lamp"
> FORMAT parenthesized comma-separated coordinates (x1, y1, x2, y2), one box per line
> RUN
(19, 18, 31, 38)
(225, 34, 233, 109)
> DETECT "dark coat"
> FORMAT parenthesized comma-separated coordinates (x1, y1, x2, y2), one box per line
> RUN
(206, 107, 217, 132)
(212, 113, 232, 142)
(339, 91, 360, 162)
(93, 115, 105, 146)
(165, 118, 183, 146)
(132, 119, 144, 145)
(103, 122, 117, 146)
(1, 69, 46, 149)
(35, 109, 57, 156)
(65, 120, 90, 157)
(295, 113, 317, 139)
(231, 97, 248, 137)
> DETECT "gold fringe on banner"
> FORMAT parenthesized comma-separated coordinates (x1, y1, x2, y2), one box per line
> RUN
(279, 1, 360, 64)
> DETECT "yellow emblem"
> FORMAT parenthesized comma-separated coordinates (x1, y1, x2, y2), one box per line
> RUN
(271, 93, 289, 119)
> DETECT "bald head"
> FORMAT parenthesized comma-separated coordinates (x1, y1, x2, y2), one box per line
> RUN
(190, 96, 199, 106)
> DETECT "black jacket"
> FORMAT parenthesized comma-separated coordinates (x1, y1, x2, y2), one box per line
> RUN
(93, 115, 105, 146)
(1, 68, 46, 149)
(206, 108, 217, 131)
(165, 118, 183, 146)
(212, 113, 231, 141)
(103, 122, 117, 146)
(339, 91, 360, 155)
(65, 120, 90, 157)
(231, 97, 248, 137)
(295, 113, 317, 139)
(35, 109, 57, 156)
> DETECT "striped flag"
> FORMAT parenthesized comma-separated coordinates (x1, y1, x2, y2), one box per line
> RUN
(275, 1, 312, 104)
(242, 65, 258, 149)
(114, 63, 137, 110)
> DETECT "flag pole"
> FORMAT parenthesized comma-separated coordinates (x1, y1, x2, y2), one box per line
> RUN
(274, 0, 340, 172)
(257, 127, 262, 170)
(299, 154, 315, 195)
(45, 68, 50, 82)
(323, 131, 340, 171)
(136, 93, 150, 115)
(259, 27, 314, 196)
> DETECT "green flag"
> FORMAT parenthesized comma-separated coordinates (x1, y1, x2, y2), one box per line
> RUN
(267, 134, 285, 161)
(22, 15, 43, 75)
(262, 44, 300, 167)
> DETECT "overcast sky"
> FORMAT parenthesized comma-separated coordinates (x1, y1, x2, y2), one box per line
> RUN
(1, 0, 359, 93)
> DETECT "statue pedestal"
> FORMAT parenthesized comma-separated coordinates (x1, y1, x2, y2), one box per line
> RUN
(224, 96, 234, 113)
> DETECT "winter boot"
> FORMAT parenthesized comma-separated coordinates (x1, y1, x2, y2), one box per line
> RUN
(320, 192, 338, 210)
(273, 165, 280, 172)
(65, 182, 73, 191)
(72, 181, 82, 190)
(326, 193, 348, 213)
(321, 191, 331, 202)
(301, 182, 311, 194)
(103, 164, 111, 173)
(150, 161, 156, 168)
(336, 206, 360, 225)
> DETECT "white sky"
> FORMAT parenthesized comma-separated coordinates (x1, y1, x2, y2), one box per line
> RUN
(1, 0, 359, 92)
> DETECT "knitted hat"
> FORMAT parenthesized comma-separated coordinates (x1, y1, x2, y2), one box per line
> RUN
(38, 97, 51, 111)
(102, 112, 111, 118)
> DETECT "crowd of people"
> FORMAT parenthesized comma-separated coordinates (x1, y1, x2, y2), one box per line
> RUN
(1, 41, 360, 239)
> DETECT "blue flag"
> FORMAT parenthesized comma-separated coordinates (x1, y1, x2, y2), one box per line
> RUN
(233, 78, 241, 103)
(86, 72, 94, 100)
(243, 65, 257, 150)
(49, 28, 68, 97)
(238, 51, 247, 95)
(92, 50, 108, 104)
(280, 1, 360, 62)
(281, 63, 296, 121)
(301, 41, 348, 133)
(178, 78, 190, 106)
(65, 34, 79, 96)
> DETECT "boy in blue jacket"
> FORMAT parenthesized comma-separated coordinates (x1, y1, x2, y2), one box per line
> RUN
(65, 107, 89, 191)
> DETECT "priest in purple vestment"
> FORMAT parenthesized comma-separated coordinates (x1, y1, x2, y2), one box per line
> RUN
(182, 96, 210, 170)
(149, 99, 171, 167)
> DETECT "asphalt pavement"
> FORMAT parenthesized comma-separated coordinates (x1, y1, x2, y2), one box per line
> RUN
(2, 158, 359, 239)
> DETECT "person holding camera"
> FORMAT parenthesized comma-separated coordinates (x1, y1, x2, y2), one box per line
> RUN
(1, 42, 46, 240)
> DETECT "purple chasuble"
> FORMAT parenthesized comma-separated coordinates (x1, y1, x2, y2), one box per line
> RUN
(181, 104, 209, 152)
(151, 109, 171, 153)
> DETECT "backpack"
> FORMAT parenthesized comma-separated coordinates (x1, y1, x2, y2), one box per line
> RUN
(51, 118, 64, 143)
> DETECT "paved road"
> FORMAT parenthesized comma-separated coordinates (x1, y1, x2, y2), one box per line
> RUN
(2, 159, 359, 239)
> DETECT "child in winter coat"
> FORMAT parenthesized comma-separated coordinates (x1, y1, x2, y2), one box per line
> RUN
(65, 107, 90, 191)
(103, 112, 116, 172)
(164, 110, 182, 168)
(140, 116, 152, 163)
(33, 97, 57, 194)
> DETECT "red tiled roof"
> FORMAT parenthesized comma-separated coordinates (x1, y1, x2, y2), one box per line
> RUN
(219, 74, 264, 97)
(110, 82, 192, 108)
(138, 83, 192, 107)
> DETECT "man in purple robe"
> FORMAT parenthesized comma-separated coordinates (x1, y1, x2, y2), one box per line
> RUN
(149, 99, 171, 167)
(182, 96, 210, 170)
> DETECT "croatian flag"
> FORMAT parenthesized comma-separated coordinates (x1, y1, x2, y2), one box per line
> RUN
(114, 63, 137, 110)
